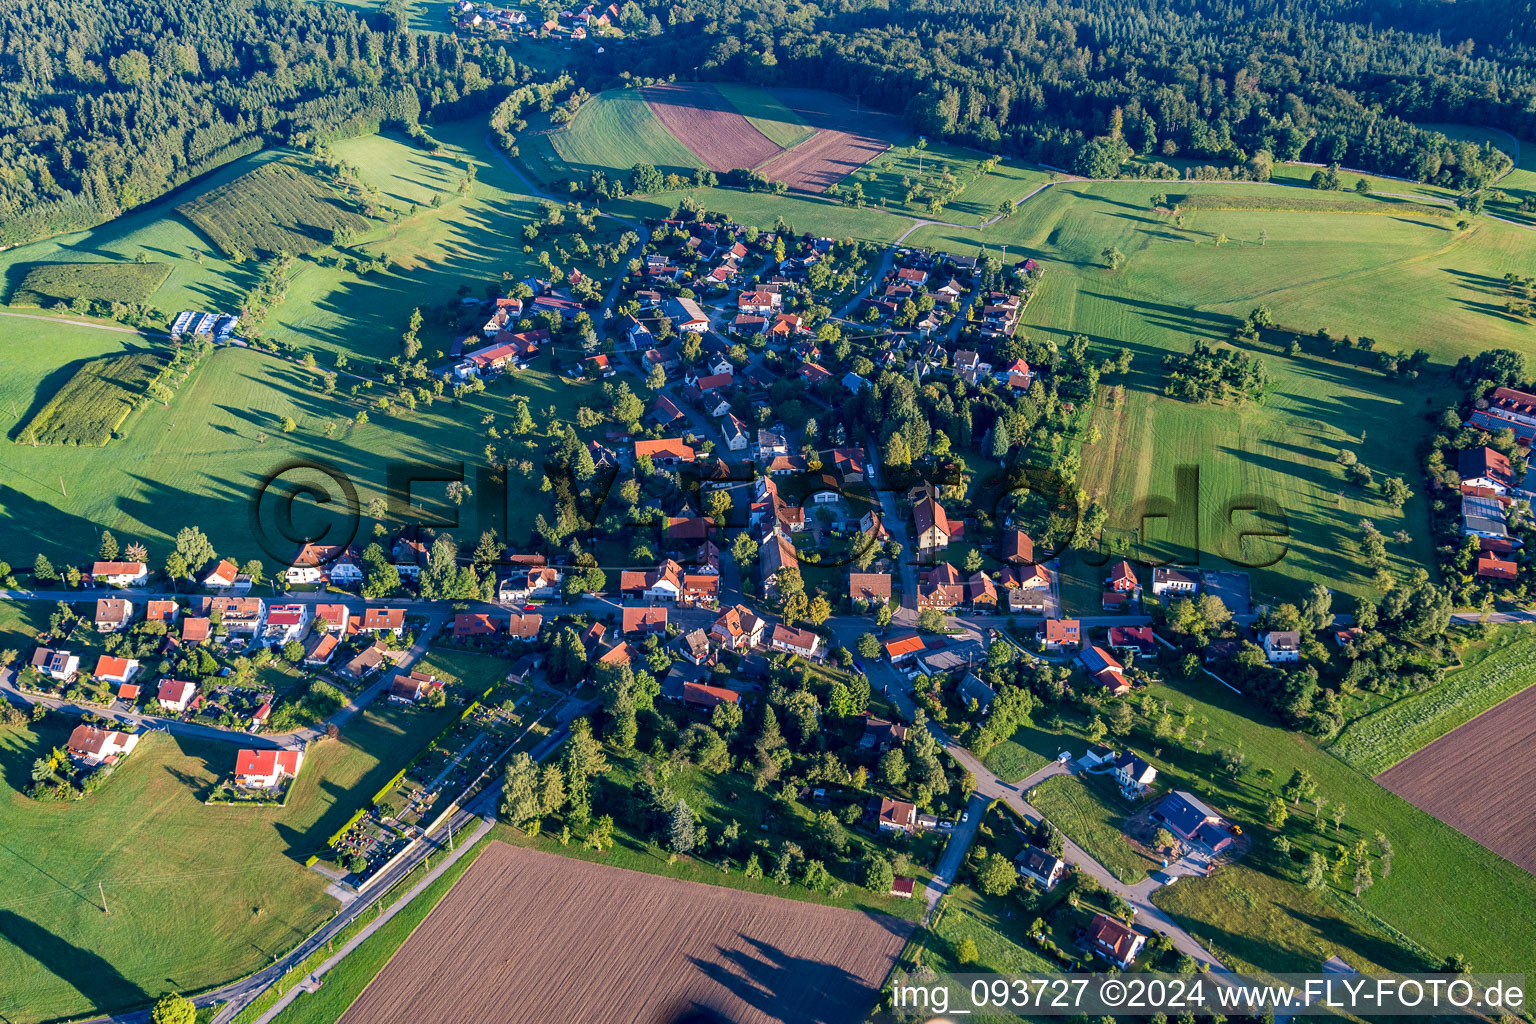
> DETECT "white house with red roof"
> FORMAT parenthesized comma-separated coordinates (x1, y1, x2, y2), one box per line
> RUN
(93, 655, 139, 685)
(203, 559, 240, 589)
(66, 725, 140, 766)
(263, 604, 312, 645)
(91, 561, 148, 586)
(157, 679, 198, 713)
(234, 748, 305, 789)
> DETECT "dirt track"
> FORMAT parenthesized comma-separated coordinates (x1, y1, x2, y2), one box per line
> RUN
(1376, 683, 1536, 874)
(642, 83, 783, 173)
(339, 842, 915, 1024)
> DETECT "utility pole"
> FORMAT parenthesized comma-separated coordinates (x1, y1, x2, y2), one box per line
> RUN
(99, 881, 109, 914)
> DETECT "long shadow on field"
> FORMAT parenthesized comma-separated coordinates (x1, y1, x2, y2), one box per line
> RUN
(0, 910, 150, 1012)
(1285, 907, 1430, 971)
(1084, 292, 1237, 342)
(688, 934, 872, 1024)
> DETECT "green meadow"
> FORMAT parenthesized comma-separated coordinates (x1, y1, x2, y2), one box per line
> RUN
(714, 83, 816, 150)
(848, 140, 1052, 223)
(0, 696, 455, 1023)
(909, 180, 1536, 604)
(521, 88, 702, 187)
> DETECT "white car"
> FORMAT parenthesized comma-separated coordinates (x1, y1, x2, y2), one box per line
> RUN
(960, 810, 970, 824)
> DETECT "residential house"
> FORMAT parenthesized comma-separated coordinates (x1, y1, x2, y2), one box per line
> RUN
(998, 358, 1033, 390)
(1107, 626, 1156, 658)
(30, 647, 79, 681)
(721, 413, 751, 451)
(203, 559, 240, 589)
(92, 561, 148, 586)
(760, 533, 799, 593)
(710, 604, 764, 650)
(284, 543, 364, 586)
(361, 608, 405, 636)
(390, 670, 442, 702)
(93, 656, 138, 685)
(202, 595, 265, 635)
(1462, 493, 1513, 541)
(619, 559, 684, 602)
(634, 437, 696, 468)
(157, 679, 197, 713)
(597, 641, 634, 669)
(860, 717, 908, 750)
(1086, 914, 1145, 968)
(676, 629, 712, 666)
(263, 604, 310, 646)
(799, 361, 832, 385)
(883, 633, 925, 664)
(314, 604, 351, 633)
(342, 644, 389, 681)
(666, 296, 710, 333)
(304, 632, 339, 667)
(234, 748, 305, 789)
(917, 563, 964, 611)
(873, 797, 917, 834)
(1015, 846, 1066, 891)
(1261, 630, 1301, 663)
(454, 613, 501, 638)
(679, 680, 741, 710)
(499, 566, 563, 602)
(1039, 618, 1081, 649)
(144, 599, 179, 624)
(181, 617, 211, 644)
(1000, 531, 1035, 565)
(505, 613, 543, 641)
(848, 572, 892, 607)
(756, 429, 789, 458)
(738, 289, 781, 315)
(1080, 645, 1128, 695)
(770, 624, 820, 658)
(999, 563, 1051, 613)
(830, 447, 867, 483)
(1478, 555, 1519, 581)
(1152, 790, 1233, 852)
(95, 598, 133, 633)
(67, 724, 140, 766)
(681, 574, 719, 606)
(1112, 752, 1158, 798)
(957, 671, 996, 711)
(1151, 567, 1199, 597)
(621, 606, 669, 636)
(1459, 446, 1514, 494)
(912, 487, 952, 555)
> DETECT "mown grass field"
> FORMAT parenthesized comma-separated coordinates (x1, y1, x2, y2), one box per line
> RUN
(177, 164, 370, 258)
(15, 348, 168, 446)
(0, 312, 640, 564)
(12, 262, 172, 308)
(1130, 671, 1536, 975)
(522, 89, 702, 187)
(909, 179, 1536, 604)
(1028, 773, 1151, 883)
(713, 82, 816, 150)
(849, 140, 1051, 223)
(1331, 629, 1536, 775)
(1487, 135, 1536, 228)
(607, 186, 913, 243)
(0, 687, 457, 1023)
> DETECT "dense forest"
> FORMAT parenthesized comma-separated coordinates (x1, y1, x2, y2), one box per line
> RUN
(601, 0, 1536, 184)
(0, 0, 529, 245)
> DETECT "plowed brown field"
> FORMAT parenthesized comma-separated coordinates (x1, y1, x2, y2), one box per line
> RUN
(642, 83, 783, 173)
(757, 89, 906, 193)
(339, 842, 915, 1024)
(1376, 683, 1536, 874)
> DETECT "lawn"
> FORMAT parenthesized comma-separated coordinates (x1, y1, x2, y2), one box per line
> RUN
(1330, 628, 1536, 775)
(411, 649, 512, 698)
(979, 720, 1059, 782)
(607, 186, 914, 244)
(523, 88, 702, 187)
(1487, 136, 1536, 228)
(0, 692, 459, 1022)
(846, 140, 1052, 223)
(713, 83, 816, 150)
(1027, 773, 1151, 883)
(11, 261, 173, 308)
(906, 179, 1536, 605)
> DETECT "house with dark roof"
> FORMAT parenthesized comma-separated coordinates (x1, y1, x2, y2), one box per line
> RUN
(1261, 630, 1301, 663)
(1112, 752, 1157, 798)
(1152, 790, 1233, 852)
(1152, 567, 1200, 596)
(1015, 846, 1066, 890)
(1458, 446, 1514, 494)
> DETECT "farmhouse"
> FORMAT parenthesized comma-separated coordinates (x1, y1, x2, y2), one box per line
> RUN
(30, 648, 80, 681)
(848, 572, 892, 606)
(92, 560, 148, 586)
(66, 724, 140, 766)
(157, 679, 197, 713)
(1085, 914, 1145, 968)
(234, 748, 304, 789)
(1459, 446, 1514, 494)
(93, 656, 138, 685)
